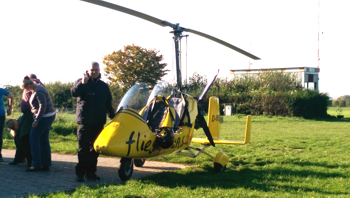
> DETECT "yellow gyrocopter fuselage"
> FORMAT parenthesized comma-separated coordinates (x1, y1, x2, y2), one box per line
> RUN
(92, 82, 251, 181)
(94, 94, 198, 158)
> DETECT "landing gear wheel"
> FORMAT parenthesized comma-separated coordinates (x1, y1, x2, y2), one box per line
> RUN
(134, 159, 146, 167)
(214, 162, 226, 173)
(118, 158, 134, 181)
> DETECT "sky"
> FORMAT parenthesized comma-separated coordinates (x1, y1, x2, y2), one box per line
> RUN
(1, 0, 349, 99)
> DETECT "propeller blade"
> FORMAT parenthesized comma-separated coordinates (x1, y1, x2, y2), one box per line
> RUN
(198, 70, 219, 102)
(81, 0, 176, 28)
(197, 113, 215, 147)
(184, 28, 260, 60)
(81, 0, 261, 60)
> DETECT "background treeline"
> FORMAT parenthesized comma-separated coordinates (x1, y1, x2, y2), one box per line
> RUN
(331, 95, 350, 107)
(3, 82, 125, 111)
(3, 71, 330, 118)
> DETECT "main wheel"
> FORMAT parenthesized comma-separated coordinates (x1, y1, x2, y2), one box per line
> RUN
(118, 158, 134, 181)
(214, 162, 226, 173)
(134, 159, 146, 167)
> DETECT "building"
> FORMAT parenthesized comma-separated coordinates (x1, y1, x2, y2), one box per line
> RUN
(230, 67, 320, 90)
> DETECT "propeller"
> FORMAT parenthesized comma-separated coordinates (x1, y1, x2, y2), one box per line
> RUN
(194, 70, 220, 147)
(198, 70, 219, 102)
(196, 108, 215, 147)
(80, 0, 260, 60)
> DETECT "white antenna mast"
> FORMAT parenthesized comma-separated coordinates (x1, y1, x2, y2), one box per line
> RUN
(317, 0, 321, 68)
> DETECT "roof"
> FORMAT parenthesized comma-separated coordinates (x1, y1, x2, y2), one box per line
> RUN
(230, 67, 320, 73)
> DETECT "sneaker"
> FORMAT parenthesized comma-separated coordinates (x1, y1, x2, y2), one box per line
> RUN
(86, 173, 100, 181)
(76, 175, 85, 182)
(26, 166, 41, 172)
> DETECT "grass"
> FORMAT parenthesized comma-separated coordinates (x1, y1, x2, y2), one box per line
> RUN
(2, 111, 78, 153)
(3, 110, 350, 197)
(328, 107, 350, 118)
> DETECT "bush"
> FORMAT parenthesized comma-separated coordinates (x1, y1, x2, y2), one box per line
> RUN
(2, 70, 329, 119)
(291, 89, 329, 118)
(186, 72, 329, 118)
(45, 82, 75, 109)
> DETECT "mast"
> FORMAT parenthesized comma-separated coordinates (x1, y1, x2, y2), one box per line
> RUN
(317, 0, 320, 68)
(173, 24, 183, 91)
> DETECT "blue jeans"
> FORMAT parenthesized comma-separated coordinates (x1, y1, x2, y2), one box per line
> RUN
(0, 116, 5, 159)
(30, 114, 55, 167)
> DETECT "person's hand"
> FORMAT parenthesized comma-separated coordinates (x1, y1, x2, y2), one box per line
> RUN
(32, 120, 39, 128)
(82, 72, 89, 84)
(7, 107, 12, 116)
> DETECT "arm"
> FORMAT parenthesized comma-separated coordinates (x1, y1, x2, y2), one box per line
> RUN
(34, 91, 47, 123)
(106, 86, 116, 120)
(71, 78, 85, 97)
(6, 93, 14, 116)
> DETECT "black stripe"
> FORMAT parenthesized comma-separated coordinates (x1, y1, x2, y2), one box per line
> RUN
(120, 109, 145, 123)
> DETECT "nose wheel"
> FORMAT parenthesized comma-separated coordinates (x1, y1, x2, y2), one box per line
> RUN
(118, 158, 134, 181)
(134, 159, 146, 167)
(214, 162, 226, 173)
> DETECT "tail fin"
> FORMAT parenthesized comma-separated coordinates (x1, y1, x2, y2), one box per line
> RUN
(207, 96, 221, 140)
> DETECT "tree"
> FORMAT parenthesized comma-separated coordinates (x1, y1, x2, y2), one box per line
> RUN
(103, 44, 169, 89)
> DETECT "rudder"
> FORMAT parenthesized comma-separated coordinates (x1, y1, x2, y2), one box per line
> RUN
(207, 96, 221, 140)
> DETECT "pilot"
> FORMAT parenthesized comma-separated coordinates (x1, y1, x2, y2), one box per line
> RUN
(71, 61, 116, 182)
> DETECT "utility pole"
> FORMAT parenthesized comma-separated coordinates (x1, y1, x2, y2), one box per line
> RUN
(317, 0, 320, 68)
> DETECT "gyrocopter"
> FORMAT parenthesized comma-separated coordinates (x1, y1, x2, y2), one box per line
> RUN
(81, 0, 260, 181)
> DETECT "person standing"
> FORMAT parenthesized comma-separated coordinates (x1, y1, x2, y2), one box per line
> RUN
(71, 62, 115, 182)
(0, 87, 14, 162)
(22, 76, 56, 172)
(9, 74, 42, 166)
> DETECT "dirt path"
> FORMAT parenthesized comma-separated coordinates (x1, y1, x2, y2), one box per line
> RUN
(0, 149, 187, 198)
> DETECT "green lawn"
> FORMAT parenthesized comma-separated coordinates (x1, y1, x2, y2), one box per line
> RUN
(3, 111, 350, 197)
(328, 107, 350, 118)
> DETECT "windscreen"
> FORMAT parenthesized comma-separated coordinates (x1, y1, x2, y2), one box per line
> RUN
(117, 83, 150, 112)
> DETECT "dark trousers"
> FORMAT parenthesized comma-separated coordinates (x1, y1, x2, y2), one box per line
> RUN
(13, 134, 32, 166)
(0, 116, 4, 159)
(13, 131, 26, 162)
(76, 123, 104, 176)
(13, 113, 33, 166)
(21, 135, 31, 166)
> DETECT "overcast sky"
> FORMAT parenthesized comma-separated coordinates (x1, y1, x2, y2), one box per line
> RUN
(1, 0, 349, 99)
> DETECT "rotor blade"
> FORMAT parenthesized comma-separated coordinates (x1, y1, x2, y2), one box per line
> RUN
(184, 28, 260, 60)
(197, 113, 215, 147)
(81, 0, 176, 28)
(198, 70, 219, 102)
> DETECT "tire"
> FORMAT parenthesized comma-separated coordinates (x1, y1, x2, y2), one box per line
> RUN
(118, 158, 134, 181)
(214, 162, 226, 173)
(134, 159, 146, 167)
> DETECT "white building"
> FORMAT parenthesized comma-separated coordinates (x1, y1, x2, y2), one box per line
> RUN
(230, 67, 320, 91)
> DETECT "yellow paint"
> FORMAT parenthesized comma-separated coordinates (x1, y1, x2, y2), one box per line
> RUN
(207, 96, 220, 140)
(94, 95, 197, 159)
(214, 151, 229, 166)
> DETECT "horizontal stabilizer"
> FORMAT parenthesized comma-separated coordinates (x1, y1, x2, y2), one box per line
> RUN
(192, 138, 247, 145)
(192, 115, 251, 145)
